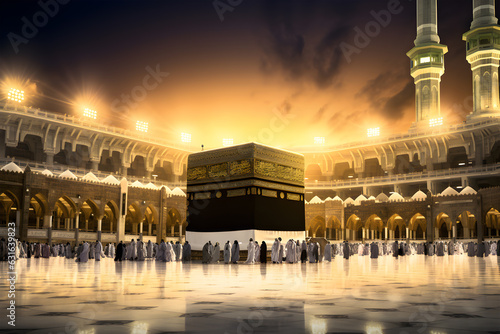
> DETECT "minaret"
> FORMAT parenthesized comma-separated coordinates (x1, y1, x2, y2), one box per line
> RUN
(463, 0, 500, 118)
(407, 0, 448, 128)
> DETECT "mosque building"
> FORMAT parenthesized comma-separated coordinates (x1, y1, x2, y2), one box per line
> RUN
(0, 0, 499, 247)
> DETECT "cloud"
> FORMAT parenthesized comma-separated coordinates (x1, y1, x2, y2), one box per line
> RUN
(312, 25, 352, 88)
(357, 72, 414, 120)
(311, 104, 328, 124)
(258, 1, 357, 88)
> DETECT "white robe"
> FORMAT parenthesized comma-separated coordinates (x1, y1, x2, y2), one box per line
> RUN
(271, 240, 280, 263)
(109, 244, 115, 258)
(278, 244, 284, 264)
(245, 241, 255, 264)
(165, 243, 173, 262)
(254, 243, 260, 262)
(129, 241, 137, 260)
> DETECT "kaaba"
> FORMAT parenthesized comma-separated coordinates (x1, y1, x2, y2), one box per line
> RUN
(186, 142, 306, 250)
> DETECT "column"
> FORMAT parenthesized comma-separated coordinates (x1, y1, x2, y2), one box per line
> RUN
(36, 216, 40, 229)
(66, 218, 70, 231)
(97, 219, 102, 242)
(453, 225, 457, 239)
(85, 219, 88, 231)
(448, 229, 451, 239)
(435, 227, 439, 239)
(56, 217, 61, 230)
(179, 224, 183, 237)
(45, 152, 54, 166)
(47, 215, 53, 245)
(15, 211, 21, 238)
(406, 227, 409, 241)
(74, 214, 80, 246)
(362, 228, 365, 239)
(90, 159, 99, 171)
(148, 223, 152, 236)
(385, 227, 388, 240)
(139, 222, 143, 241)
(423, 232, 426, 240)
(171, 225, 175, 237)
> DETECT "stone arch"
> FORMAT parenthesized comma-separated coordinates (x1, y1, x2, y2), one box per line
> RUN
(485, 208, 500, 238)
(79, 199, 101, 232)
(346, 214, 362, 241)
(29, 193, 49, 229)
(365, 214, 384, 239)
(309, 216, 325, 238)
(305, 164, 324, 182)
(455, 211, 477, 239)
(0, 191, 20, 227)
(409, 213, 427, 240)
(52, 196, 77, 230)
(166, 208, 182, 237)
(102, 200, 119, 233)
(142, 205, 158, 236)
(125, 202, 142, 235)
(326, 215, 342, 240)
(387, 214, 406, 239)
(435, 212, 452, 239)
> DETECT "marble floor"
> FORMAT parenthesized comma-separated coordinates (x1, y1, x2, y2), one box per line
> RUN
(1, 255, 500, 334)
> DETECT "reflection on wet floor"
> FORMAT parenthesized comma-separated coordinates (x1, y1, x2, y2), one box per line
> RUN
(1, 254, 499, 333)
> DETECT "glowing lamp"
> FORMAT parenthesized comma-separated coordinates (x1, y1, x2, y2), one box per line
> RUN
(429, 117, 443, 127)
(136, 121, 148, 133)
(314, 137, 325, 145)
(8, 88, 24, 103)
(181, 132, 191, 143)
(367, 127, 380, 137)
(83, 108, 97, 119)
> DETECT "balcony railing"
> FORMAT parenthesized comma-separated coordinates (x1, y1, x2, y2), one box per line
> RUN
(0, 103, 194, 152)
(305, 163, 500, 189)
(0, 157, 186, 190)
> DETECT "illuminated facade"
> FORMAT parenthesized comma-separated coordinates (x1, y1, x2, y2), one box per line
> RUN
(407, 0, 448, 128)
(0, 0, 500, 247)
(302, 0, 500, 243)
(464, 0, 500, 118)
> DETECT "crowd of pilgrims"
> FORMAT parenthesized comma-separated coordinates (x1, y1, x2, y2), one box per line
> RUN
(0, 237, 499, 262)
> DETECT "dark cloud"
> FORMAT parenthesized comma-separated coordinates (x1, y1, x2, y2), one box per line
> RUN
(312, 25, 352, 88)
(259, 1, 358, 88)
(357, 72, 413, 120)
(311, 104, 328, 124)
(383, 80, 414, 120)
